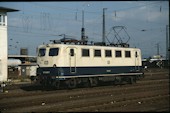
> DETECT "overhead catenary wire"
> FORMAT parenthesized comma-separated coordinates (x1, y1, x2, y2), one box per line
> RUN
(1, 1, 167, 57)
(27, 1, 163, 15)
(2, 2, 168, 37)
(7, 1, 166, 33)
(0, 21, 166, 40)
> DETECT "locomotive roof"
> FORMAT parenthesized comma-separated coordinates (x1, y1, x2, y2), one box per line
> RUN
(38, 38, 140, 50)
(38, 43, 140, 50)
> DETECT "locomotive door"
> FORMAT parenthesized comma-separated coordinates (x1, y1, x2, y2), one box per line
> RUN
(68, 48, 77, 73)
(135, 51, 139, 71)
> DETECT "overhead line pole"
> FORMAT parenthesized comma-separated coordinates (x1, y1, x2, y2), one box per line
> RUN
(166, 25, 169, 60)
(102, 8, 107, 45)
(167, 24, 170, 112)
(156, 43, 160, 55)
(81, 10, 85, 42)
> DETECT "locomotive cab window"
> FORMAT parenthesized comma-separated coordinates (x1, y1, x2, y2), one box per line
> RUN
(82, 49, 90, 57)
(105, 50, 112, 57)
(38, 48, 46, 57)
(49, 48, 59, 56)
(125, 51, 131, 58)
(115, 50, 122, 57)
(94, 49, 101, 57)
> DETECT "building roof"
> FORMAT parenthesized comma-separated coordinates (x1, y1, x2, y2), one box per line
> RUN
(8, 55, 36, 58)
(19, 63, 38, 66)
(0, 6, 19, 12)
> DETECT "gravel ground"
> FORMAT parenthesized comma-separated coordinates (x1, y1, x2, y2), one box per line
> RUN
(0, 68, 169, 112)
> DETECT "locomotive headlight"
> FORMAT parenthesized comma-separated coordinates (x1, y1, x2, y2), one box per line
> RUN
(44, 61, 48, 65)
(107, 60, 110, 64)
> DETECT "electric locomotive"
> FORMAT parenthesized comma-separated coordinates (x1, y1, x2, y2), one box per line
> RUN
(36, 38, 144, 89)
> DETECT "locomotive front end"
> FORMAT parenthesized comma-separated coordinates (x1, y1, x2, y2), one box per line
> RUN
(36, 44, 63, 88)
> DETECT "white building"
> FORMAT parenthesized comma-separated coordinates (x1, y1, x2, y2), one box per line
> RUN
(0, 7, 18, 82)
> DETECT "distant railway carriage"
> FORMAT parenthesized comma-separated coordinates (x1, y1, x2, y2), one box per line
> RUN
(36, 40, 144, 89)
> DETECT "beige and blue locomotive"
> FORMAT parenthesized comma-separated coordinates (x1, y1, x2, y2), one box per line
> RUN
(36, 39, 144, 88)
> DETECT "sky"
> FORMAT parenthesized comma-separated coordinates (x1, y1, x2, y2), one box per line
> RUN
(0, 1, 169, 58)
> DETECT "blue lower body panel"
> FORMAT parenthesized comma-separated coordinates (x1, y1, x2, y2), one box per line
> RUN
(37, 66, 143, 77)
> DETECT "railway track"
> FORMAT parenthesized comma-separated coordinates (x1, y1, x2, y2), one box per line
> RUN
(0, 69, 169, 112)
(3, 70, 168, 90)
(0, 78, 168, 99)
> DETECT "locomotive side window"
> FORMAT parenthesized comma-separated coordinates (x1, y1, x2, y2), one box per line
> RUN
(70, 49, 74, 56)
(125, 51, 131, 58)
(82, 49, 90, 57)
(49, 48, 59, 56)
(115, 50, 122, 57)
(105, 50, 112, 57)
(135, 51, 138, 57)
(38, 48, 46, 57)
(94, 49, 101, 57)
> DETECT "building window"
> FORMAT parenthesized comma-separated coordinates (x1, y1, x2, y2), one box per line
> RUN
(0, 14, 6, 26)
(115, 50, 122, 57)
(125, 51, 131, 58)
(82, 49, 90, 57)
(105, 50, 112, 57)
(0, 15, 1, 24)
(94, 49, 101, 57)
(49, 48, 59, 56)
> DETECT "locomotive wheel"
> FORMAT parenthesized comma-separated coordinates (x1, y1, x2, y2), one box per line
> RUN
(67, 78, 77, 89)
(84, 79, 90, 87)
(53, 80, 60, 89)
(114, 76, 122, 85)
(135, 75, 139, 80)
(89, 77, 98, 87)
(129, 76, 136, 84)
